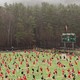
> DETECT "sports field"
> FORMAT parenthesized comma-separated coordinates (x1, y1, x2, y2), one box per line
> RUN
(0, 50, 80, 80)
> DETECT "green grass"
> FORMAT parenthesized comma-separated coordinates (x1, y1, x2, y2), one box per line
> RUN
(0, 51, 80, 80)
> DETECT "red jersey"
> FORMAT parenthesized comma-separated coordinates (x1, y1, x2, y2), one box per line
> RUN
(23, 75, 27, 80)
(20, 77, 23, 80)
(12, 70, 15, 74)
(0, 73, 3, 77)
(48, 73, 51, 77)
(62, 69, 65, 75)
(7, 69, 10, 74)
(72, 68, 75, 73)
(78, 70, 80, 75)
(40, 67, 43, 72)
(68, 74, 71, 78)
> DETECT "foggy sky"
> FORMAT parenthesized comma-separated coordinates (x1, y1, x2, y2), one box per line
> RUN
(0, 0, 80, 6)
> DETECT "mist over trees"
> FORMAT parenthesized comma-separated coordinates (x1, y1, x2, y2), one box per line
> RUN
(0, 2, 80, 49)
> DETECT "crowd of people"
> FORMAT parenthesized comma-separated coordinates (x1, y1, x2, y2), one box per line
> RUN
(0, 50, 80, 80)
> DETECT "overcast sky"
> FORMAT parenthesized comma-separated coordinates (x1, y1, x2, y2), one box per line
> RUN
(0, 0, 80, 6)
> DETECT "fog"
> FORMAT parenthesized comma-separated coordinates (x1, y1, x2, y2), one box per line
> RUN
(0, 0, 80, 6)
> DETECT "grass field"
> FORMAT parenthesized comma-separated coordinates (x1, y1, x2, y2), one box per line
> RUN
(0, 50, 80, 80)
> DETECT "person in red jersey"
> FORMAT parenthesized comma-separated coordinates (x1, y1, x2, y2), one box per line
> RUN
(67, 69, 70, 73)
(15, 64, 19, 68)
(46, 67, 50, 72)
(40, 67, 43, 72)
(72, 68, 75, 73)
(0, 72, 3, 77)
(62, 69, 65, 75)
(57, 61, 61, 68)
(20, 76, 23, 80)
(6, 69, 10, 74)
(36, 58, 38, 62)
(68, 74, 71, 79)
(26, 59, 28, 63)
(20, 61, 23, 65)
(61, 64, 64, 67)
(78, 70, 80, 75)
(33, 61, 36, 65)
(72, 53, 74, 56)
(12, 69, 16, 74)
(2, 60, 4, 64)
(48, 72, 51, 78)
(24, 50, 26, 53)
(23, 74, 27, 80)
(49, 62, 52, 66)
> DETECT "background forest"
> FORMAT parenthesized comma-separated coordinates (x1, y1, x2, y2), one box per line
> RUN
(0, 2, 80, 49)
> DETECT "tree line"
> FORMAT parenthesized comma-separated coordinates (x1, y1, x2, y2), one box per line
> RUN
(0, 2, 80, 49)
